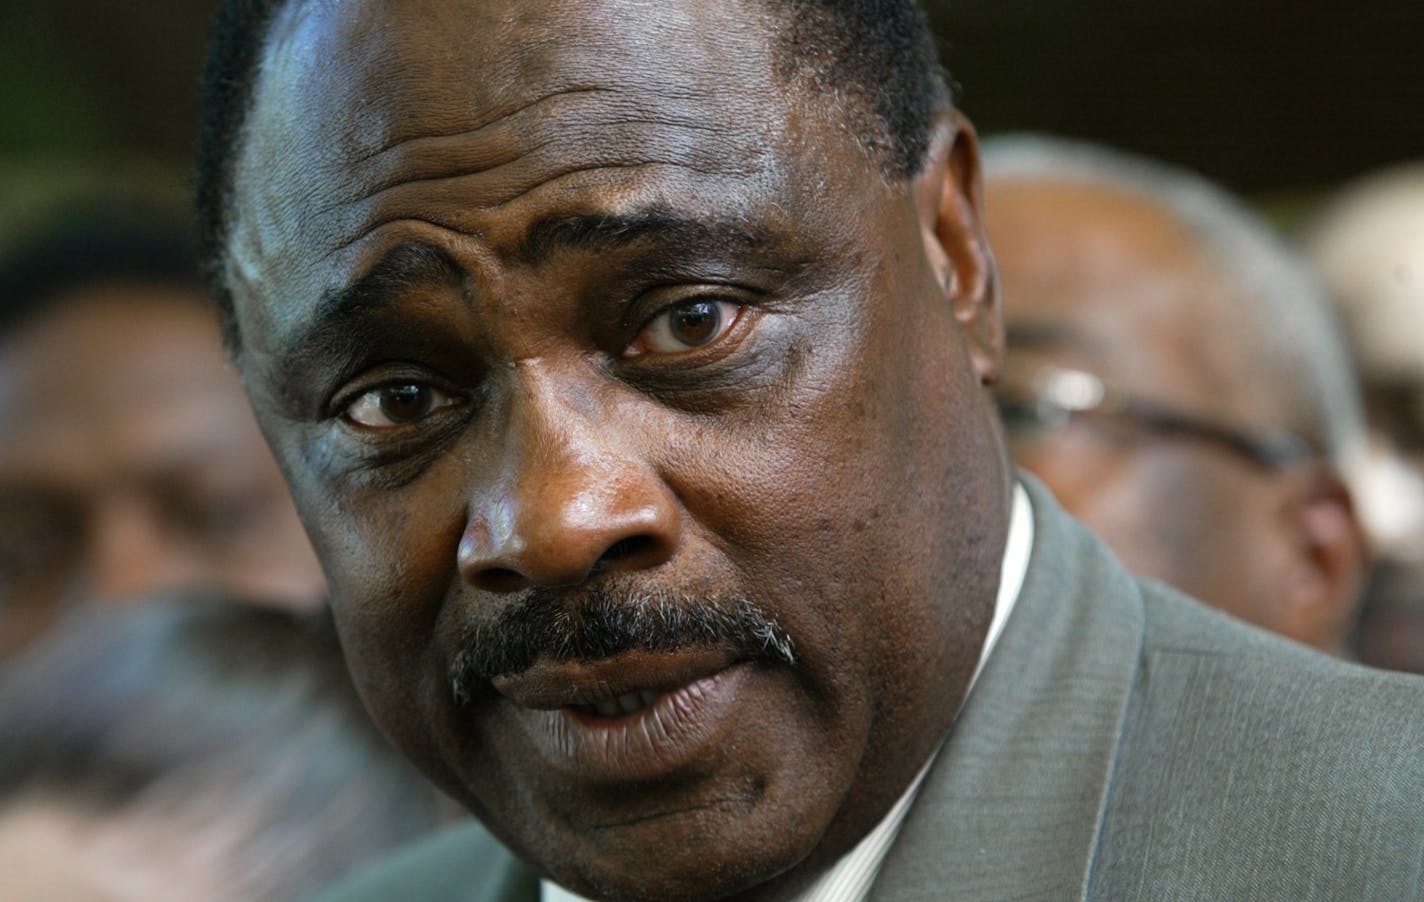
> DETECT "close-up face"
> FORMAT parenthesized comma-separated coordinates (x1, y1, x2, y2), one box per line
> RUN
(986, 178, 1299, 621)
(0, 291, 325, 656)
(228, 0, 1008, 897)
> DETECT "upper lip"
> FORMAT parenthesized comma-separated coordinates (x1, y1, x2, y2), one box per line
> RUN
(491, 648, 740, 710)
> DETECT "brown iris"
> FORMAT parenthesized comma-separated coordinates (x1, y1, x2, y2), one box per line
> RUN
(376, 384, 434, 424)
(668, 301, 722, 347)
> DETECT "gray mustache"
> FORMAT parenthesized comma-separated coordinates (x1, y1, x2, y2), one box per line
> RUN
(449, 586, 795, 704)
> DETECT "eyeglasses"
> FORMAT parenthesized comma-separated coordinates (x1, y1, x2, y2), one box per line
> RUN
(994, 363, 1320, 469)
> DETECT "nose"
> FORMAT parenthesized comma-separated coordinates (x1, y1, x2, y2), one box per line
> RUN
(458, 380, 681, 593)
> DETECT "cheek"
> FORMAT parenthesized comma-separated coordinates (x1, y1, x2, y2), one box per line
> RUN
(288, 430, 469, 596)
(657, 293, 999, 718)
(288, 455, 470, 735)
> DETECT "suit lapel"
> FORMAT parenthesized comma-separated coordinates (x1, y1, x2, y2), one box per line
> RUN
(870, 479, 1144, 901)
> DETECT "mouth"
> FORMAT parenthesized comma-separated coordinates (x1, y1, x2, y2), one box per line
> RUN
(571, 690, 663, 718)
(491, 649, 753, 782)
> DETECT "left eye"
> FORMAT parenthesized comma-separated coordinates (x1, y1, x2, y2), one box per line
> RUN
(344, 383, 459, 428)
(626, 300, 742, 357)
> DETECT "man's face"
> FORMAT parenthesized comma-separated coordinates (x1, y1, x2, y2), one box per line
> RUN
(230, 0, 1007, 897)
(0, 291, 325, 656)
(986, 178, 1296, 623)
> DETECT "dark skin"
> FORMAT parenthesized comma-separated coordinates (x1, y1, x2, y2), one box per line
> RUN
(228, 1, 1009, 898)
(987, 178, 1364, 652)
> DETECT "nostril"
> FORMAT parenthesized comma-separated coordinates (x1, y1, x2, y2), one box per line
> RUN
(594, 535, 658, 572)
(473, 567, 527, 593)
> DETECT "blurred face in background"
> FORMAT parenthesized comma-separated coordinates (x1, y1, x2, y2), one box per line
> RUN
(0, 286, 324, 656)
(987, 178, 1358, 649)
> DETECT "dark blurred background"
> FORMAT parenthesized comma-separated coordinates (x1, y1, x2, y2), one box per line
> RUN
(1, 0, 1420, 225)
(933, 0, 1424, 195)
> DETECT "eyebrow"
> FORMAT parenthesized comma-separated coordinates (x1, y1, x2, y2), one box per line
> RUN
(519, 210, 770, 267)
(267, 242, 465, 390)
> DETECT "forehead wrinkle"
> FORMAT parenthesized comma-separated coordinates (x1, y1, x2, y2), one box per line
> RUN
(236, 1, 847, 366)
(334, 109, 745, 215)
(318, 216, 486, 267)
(325, 141, 758, 265)
(255, 1, 784, 247)
(279, 2, 781, 203)
(326, 86, 629, 212)
(237, 0, 803, 305)
(348, 86, 616, 169)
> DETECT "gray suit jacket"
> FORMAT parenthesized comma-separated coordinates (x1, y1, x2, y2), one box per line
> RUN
(321, 480, 1424, 900)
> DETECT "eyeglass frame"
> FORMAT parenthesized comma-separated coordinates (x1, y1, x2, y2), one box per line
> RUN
(993, 363, 1320, 469)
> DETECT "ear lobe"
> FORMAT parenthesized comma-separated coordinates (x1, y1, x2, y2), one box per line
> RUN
(914, 110, 1002, 385)
(1280, 465, 1369, 653)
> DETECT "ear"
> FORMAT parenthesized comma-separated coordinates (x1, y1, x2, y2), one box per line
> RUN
(1278, 464, 1369, 653)
(912, 110, 1002, 385)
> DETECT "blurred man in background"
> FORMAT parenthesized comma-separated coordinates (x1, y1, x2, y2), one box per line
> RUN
(0, 204, 324, 657)
(985, 136, 1367, 654)
(1309, 164, 1424, 672)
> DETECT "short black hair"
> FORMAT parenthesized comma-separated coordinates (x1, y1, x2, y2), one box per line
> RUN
(194, 0, 950, 342)
(0, 203, 206, 344)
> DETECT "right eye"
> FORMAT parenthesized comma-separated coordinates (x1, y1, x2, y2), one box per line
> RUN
(344, 383, 460, 429)
(624, 299, 744, 358)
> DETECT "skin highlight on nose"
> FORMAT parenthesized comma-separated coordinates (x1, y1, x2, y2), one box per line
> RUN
(460, 466, 680, 592)
(457, 357, 682, 591)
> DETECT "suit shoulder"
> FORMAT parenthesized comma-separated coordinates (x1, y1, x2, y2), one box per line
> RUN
(1135, 577, 1424, 744)
(1092, 579, 1424, 898)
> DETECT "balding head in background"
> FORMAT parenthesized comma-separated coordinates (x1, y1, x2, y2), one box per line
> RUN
(985, 135, 1366, 652)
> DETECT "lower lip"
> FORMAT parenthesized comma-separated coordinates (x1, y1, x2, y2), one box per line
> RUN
(511, 663, 751, 783)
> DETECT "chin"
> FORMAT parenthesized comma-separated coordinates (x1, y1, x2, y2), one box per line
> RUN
(445, 665, 863, 902)
(534, 795, 826, 902)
